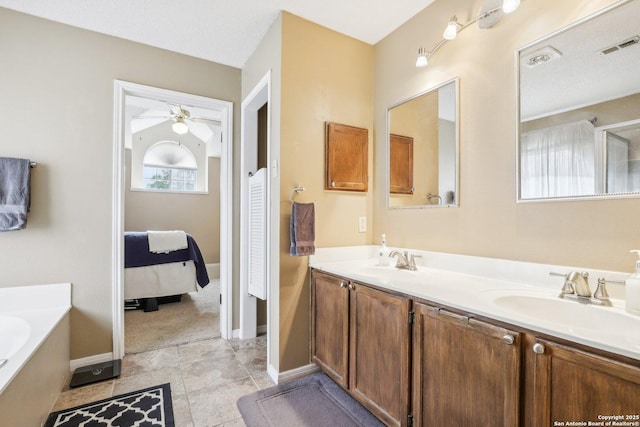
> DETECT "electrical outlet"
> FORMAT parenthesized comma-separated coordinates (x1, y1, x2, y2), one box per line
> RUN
(358, 216, 367, 233)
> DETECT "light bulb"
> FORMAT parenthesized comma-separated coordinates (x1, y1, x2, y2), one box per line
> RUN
(172, 117, 189, 135)
(416, 47, 428, 68)
(502, 0, 520, 14)
(443, 17, 459, 40)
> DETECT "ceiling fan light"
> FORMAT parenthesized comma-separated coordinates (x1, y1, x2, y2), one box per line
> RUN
(502, 0, 520, 14)
(172, 117, 189, 135)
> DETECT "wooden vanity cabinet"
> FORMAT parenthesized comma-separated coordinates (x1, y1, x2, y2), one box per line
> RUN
(312, 269, 640, 427)
(311, 271, 350, 387)
(412, 303, 522, 427)
(523, 336, 640, 427)
(311, 270, 412, 427)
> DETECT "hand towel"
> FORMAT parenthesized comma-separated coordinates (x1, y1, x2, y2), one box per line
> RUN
(147, 230, 188, 253)
(0, 157, 31, 232)
(290, 202, 315, 256)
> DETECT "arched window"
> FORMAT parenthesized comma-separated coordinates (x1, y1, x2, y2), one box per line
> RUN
(143, 141, 198, 191)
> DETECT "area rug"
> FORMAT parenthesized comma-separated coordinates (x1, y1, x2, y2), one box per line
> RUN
(237, 372, 384, 427)
(44, 383, 174, 427)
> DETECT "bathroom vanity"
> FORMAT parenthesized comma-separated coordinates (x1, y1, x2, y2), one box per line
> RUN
(310, 247, 640, 427)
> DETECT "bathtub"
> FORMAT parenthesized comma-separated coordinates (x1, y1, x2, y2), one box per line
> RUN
(0, 283, 71, 426)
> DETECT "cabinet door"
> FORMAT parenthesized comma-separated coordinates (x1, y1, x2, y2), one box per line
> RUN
(311, 271, 350, 388)
(325, 122, 368, 192)
(390, 134, 414, 194)
(413, 303, 521, 427)
(529, 338, 640, 426)
(349, 283, 412, 427)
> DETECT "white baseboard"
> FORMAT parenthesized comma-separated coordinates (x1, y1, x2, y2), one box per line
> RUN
(275, 363, 320, 384)
(232, 324, 267, 338)
(70, 352, 114, 372)
(206, 263, 220, 279)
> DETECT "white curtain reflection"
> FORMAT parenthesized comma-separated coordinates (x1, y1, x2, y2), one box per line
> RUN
(521, 120, 595, 198)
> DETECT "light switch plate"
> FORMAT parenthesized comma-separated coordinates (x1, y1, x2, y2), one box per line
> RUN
(358, 216, 367, 233)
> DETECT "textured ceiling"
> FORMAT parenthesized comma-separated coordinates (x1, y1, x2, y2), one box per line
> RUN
(0, 0, 434, 68)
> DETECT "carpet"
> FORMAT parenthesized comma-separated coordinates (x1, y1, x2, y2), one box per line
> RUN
(125, 278, 220, 353)
(44, 383, 174, 427)
(237, 372, 384, 427)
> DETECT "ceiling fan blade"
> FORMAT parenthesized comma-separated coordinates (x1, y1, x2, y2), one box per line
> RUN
(133, 115, 171, 120)
(167, 103, 182, 115)
(189, 117, 222, 126)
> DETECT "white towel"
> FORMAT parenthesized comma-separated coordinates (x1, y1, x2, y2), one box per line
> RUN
(147, 230, 188, 253)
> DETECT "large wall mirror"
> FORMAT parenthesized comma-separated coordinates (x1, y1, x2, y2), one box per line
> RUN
(387, 78, 459, 208)
(518, 0, 640, 201)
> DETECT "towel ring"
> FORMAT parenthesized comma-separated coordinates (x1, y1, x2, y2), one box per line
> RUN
(289, 186, 305, 203)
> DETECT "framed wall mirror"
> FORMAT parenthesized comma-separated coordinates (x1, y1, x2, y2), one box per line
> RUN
(517, 0, 640, 201)
(387, 78, 459, 208)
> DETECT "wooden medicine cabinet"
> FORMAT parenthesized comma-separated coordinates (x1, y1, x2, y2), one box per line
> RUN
(325, 122, 368, 192)
(390, 134, 414, 194)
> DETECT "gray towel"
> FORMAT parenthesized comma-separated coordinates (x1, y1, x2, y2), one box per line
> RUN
(290, 202, 315, 256)
(0, 157, 31, 231)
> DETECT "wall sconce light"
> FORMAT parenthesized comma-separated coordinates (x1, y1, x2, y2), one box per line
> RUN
(416, 0, 520, 68)
(172, 116, 189, 135)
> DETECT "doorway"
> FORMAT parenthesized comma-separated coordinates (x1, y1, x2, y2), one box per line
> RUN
(112, 81, 234, 359)
(240, 71, 276, 379)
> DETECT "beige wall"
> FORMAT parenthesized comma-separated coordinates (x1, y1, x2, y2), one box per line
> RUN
(125, 151, 221, 263)
(373, 0, 640, 272)
(279, 13, 374, 371)
(0, 7, 241, 359)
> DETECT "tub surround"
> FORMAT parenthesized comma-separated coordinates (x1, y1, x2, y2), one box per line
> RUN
(0, 283, 71, 427)
(310, 246, 638, 361)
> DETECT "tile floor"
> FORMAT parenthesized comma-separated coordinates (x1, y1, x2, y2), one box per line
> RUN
(52, 334, 272, 426)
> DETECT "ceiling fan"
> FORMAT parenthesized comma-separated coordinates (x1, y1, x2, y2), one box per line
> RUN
(134, 103, 221, 135)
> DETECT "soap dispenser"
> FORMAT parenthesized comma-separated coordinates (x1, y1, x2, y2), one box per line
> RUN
(626, 250, 640, 315)
(377, 234, 390, 266)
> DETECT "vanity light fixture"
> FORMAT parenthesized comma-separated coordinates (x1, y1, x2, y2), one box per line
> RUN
(172, 117, 189, 135)
(416, 0, 520, 68)
(443, 16, 460, 40)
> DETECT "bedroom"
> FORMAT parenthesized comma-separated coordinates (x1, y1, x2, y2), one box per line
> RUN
(122, 91, 221, 351)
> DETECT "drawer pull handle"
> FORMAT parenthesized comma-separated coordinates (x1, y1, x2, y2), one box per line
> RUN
(533, 343, 545, 354)
(502, 335, 515, 345)
(339, 282, 347, 288)
(348, 284, 355, 290)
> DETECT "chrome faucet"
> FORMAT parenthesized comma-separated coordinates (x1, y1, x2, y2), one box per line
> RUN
(549, 271, 614, 306)
(389, 250, 421, 271)
(567, 271, 591, 298)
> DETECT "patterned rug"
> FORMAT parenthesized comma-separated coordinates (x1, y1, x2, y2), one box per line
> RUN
(44, 384, 174, 427)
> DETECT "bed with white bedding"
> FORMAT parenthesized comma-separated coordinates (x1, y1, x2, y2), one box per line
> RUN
(124, 231, 210, 311)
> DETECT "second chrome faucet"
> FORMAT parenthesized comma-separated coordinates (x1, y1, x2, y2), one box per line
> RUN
(550, 271, 616, 307)
(389, 250, 421, 271)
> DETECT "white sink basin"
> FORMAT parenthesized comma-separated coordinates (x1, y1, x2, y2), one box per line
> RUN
(493, 294, 635, 330)
(347, 265, 418, 282)
(487, 291, 640, 349)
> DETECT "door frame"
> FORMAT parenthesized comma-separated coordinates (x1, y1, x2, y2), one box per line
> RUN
(111, 80, 234, 358)
(240, 71, 271, 339)
(240, 71, 279, 380)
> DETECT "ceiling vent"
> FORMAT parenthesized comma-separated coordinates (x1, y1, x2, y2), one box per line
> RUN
(600, 36, 640, 55)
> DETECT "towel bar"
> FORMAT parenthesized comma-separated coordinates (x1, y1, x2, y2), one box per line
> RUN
(289, 186, 305, 203)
